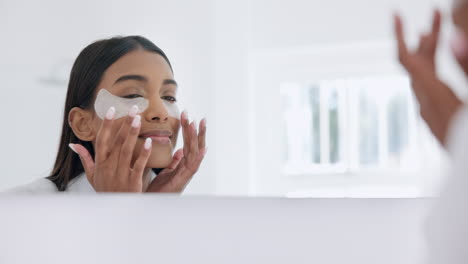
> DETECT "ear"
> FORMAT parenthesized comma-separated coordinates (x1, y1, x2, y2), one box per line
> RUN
(68, 107, 96, 142)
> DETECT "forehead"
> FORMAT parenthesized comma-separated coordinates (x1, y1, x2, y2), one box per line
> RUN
(102, 49, 174, 83)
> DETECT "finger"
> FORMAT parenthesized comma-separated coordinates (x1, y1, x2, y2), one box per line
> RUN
(198, 118, 207, 152)
(110, 105, 139, 152)
(181, 111, 191, 157)
(69, 144, 95, 184)
(172, 154, 203, 188)
(129, 138, 152, 191)
(427, 9, 442, 56)
(147, 149, 185, 192)
(417, 34, 432, 55)
(166, 149, 185, 171)
(116, 115, 142, 175)
(95, 107, 116, 163)
(188, 121, 199, 160)
(431, 9, 442, 42)
(394, 13, 410, 65)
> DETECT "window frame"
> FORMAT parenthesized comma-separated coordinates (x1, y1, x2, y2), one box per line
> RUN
(249, 40, 446, 197)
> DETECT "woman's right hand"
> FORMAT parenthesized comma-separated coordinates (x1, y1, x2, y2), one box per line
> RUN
(69, 106, 153, 192)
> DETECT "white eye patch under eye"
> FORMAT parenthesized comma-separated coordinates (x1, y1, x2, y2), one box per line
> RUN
(95, 89, 149, 120)
(163, 100, 181, 120)
(94, 89, 181, 120)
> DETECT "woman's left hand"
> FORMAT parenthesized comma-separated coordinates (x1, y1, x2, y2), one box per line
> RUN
(146, 112, 207, 192)
(395, 10, 463, 146)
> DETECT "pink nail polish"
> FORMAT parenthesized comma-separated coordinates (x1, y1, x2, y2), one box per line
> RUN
(451, 30, 468, 59)
(129, 105, 139, 117)
(202, 118, 207, 127)
(144, 138, 152, 150)
(182, 111, 188, 120)
(106, 107, 116, 120)
(132, 115, 141, 128)
(68, 144, 78, 154)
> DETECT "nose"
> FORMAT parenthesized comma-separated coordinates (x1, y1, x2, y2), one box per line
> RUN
(144, 97, 169, 122)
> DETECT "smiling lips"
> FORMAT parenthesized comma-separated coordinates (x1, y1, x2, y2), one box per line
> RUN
(139, 130, 172, 144)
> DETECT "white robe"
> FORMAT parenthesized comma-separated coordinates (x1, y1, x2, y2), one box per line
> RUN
(4, 170, 157, 193)
(425, 106, 468, 263)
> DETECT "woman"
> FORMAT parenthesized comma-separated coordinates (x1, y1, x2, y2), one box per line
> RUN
(395, 0, 468, 262)
(9, 35, 207, 193)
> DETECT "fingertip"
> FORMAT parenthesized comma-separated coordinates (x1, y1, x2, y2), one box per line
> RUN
(394, 17, 402, 35)
(128, 105, 139, 118)
(189, 121, 195, 132)
(105, 106, 116, 121)
(144, 137, 152, 151)
(201, 118, 207, 128)
(181, 110, 188, 120)
(393, 12, 401, 22)
(131, 115, 141, 128)
(73, 144, 93, 160)
(69, 144, 78, 155)
(71, 144, 87, 155)
(176, 149, 185, 159)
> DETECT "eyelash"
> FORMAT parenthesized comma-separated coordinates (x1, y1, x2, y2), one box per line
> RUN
(162, 96, 177, 103)
(123, 94, 177, 103)
(122, 94, 143, 99)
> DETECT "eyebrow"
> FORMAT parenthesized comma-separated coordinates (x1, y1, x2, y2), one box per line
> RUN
(114, 74, 178, 87)
(163, 79, 178, 86)
(114, 74, 147, 84)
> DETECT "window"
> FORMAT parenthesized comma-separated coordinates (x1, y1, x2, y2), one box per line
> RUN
(280, 74, 441, 176)
(251, 41, 446, 197)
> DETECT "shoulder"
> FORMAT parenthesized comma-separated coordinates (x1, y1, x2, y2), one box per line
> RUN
(3, 178, 58, 194)
(66, 173, 95, 193)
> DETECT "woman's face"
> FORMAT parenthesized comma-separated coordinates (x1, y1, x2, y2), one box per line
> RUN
(453, 1, 468, 33)
(90, 49, 180, 168)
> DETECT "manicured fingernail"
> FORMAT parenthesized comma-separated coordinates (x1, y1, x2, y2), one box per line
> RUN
(202, 118, 207, 127)
(129, 105, 139, 117)
(182, 110, 188, 120)
(106, 107, 116, 120)
(451, 30, 468, 58)
(144, 138, 152, 150)
(68, 144, 78, 154)
(132, 115, 141, 128)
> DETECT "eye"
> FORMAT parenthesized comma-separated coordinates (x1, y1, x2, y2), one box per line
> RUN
(162, 96, 177, 103)
(122, 94, 143, 99)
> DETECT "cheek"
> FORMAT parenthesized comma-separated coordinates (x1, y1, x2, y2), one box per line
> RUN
(454, 5, 468, 32)
(91, 117, 103, 139)
(91, 115, 127, 142)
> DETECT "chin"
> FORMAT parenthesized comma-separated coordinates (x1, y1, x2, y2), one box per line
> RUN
(146, 147, 174, 168)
